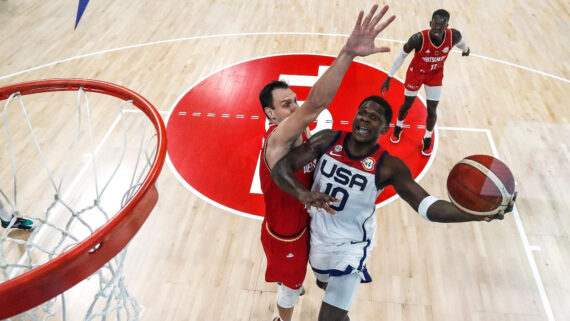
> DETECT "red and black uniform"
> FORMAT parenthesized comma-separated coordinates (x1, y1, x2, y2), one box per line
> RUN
(260, 125, 315, 289)
(404, 28, 453, 91)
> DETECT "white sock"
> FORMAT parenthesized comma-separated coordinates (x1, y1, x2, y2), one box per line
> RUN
(396, 119, 404, 127)
(424, 130, 433, 138)
(0, 201, 13, 221)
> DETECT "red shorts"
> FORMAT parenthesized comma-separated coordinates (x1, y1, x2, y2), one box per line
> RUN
(404, 67, 443, 91)
(260, 220, 309, 289)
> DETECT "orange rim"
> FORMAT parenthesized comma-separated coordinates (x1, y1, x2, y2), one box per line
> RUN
(0, 79, 167, 318)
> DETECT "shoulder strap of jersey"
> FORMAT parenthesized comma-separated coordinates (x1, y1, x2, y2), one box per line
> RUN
(374, 150, 389, 190)
(320, 130, 343, 155)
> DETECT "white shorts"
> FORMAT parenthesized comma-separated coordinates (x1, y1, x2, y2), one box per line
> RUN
(309, 239, 373, 282)
(404, 84, 442, 101)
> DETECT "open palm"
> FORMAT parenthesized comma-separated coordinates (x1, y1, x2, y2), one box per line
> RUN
(344, 4, 396, 57)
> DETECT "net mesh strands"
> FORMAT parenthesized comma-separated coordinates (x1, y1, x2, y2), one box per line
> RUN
(0, 79, 166, 320)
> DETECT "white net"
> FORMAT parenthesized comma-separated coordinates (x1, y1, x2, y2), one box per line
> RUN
(0, 83, 163, 320)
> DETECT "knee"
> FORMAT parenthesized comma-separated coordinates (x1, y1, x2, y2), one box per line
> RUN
(426, 103, 438, 116)
(318, 302, 348, 321)
(276, 284, 303, 309)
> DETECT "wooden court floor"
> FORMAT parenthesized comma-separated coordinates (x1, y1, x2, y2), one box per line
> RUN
(1, 1, 569, 320)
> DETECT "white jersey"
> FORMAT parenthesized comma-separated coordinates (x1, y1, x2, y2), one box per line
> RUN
(309, 131, 387, 281)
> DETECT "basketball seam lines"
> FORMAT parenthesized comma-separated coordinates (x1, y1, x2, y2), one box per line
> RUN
(448, 193, 504, 216)
(448, 179, 500, 207)
(459, 159, 510, 206)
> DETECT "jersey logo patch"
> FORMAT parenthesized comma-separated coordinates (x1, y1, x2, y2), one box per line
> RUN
(334, 145, 342, 152)
(286, 253, 294, 258)
(361, 157, 375, 171)
(442, 47, 449, 53)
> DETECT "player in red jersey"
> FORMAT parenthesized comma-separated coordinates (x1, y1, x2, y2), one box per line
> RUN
(380, 9, 470, 156)
(259, 5, 395, 321)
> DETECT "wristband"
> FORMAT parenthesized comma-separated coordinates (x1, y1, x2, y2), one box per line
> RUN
(418, 196, 439, 221)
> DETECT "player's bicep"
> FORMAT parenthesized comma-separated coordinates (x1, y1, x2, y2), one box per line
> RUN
(386, 157, 429, 210)
(451, 29, 463, 46)
(282, 130, 336, 171)
(403, 33, 422, 53)
(268, 102, 319, 149)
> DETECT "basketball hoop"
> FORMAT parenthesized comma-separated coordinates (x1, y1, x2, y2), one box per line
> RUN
(0, 79, 167, 319)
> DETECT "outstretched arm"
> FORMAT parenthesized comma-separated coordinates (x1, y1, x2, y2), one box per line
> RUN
(380, 32, 422, 94)
(271, 130, 340, 214)
(381, 155, 512, 222)
(266, 4, 396, 168)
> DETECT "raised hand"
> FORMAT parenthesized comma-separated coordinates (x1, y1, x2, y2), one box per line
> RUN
(344, 4, 396, 58)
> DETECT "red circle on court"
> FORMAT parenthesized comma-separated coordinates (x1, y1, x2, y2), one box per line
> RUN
(167, 54, 434, 218)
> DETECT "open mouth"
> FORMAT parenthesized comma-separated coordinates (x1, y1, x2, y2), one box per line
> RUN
(356, 125, 368, 135)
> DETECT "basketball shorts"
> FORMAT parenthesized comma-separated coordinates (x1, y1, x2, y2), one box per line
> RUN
(260, 220, 309, 289)
(404, 68, 443, 92)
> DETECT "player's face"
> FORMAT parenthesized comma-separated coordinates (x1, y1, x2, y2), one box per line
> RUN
(429, 16, 448, 39)
(266, 88, 299, 124)
(352, 101, 389, 143)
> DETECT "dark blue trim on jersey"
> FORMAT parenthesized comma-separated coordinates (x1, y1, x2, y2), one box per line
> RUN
(360, 209, 375, 242)
(343, 133, 380, 160)
(358, 240, 372, 272)
(375, 151, 388, 190)
(321, 130, 342, 155)
(311, 264, 372, 283)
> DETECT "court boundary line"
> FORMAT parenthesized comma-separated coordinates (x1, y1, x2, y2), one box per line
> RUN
(439, 125, 555, 321)
(0, 30, 558, 319)
(0, 32, 568, 84)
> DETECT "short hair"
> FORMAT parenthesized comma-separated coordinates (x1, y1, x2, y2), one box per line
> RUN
(259, 80, 289, 113)
(358, 95, 393, 124)
(432, 9, 450, 21)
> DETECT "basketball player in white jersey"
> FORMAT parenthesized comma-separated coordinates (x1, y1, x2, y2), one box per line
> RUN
(260, 5, 395, 321)
(271, 96, 515, 321)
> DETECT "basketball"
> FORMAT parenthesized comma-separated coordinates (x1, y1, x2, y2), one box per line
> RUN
(447, 155, 515, 216)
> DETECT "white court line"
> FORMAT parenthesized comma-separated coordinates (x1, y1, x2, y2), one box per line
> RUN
(0, 29, 559, 318)
(0, 32, 568, 84)
(441, 126, 555, 321)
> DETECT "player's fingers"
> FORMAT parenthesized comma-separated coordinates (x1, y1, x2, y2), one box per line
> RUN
(322, 204, 336, 215)
(369, 5, 388, 27)
(375, 46, 391, 53)
(362, 4, 378, 26)
(354, 10, 364, 28)
(374, 15, 396, 34)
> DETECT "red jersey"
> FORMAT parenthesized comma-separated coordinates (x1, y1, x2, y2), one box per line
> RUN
(260, 125, 314, 236)
(408, 29, 453, 75)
